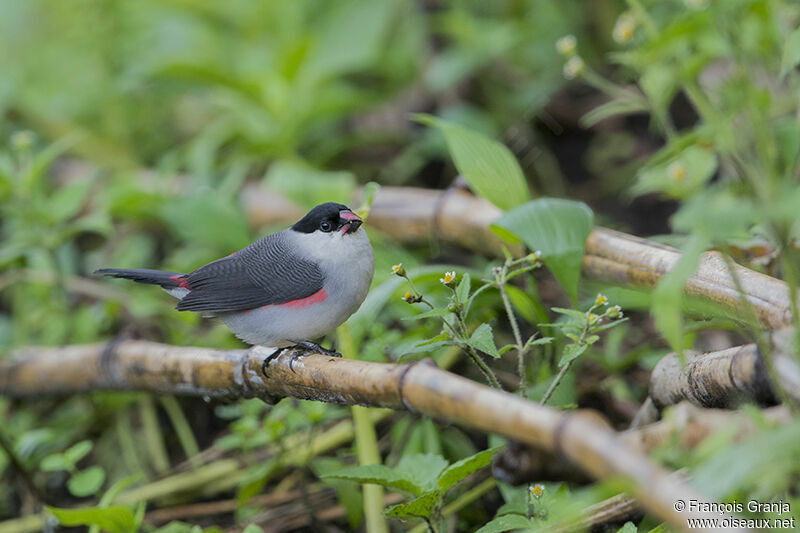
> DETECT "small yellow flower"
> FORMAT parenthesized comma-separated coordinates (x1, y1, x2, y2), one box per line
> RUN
(530, 483, 545, 499)
(588, 313, 600, 325)
(402, 291, 413, 302)
(10, 130, 35, 150)
(668, 161, 688, 182)
(440, 271, 456, 286)
(563, 56, 585, 80)
(612, 12, 637, 44)
(555, 35, 577, 56)
(594, 293, 608, 307)
(391, 263, 406, 276)
(607, 305, 624, 319)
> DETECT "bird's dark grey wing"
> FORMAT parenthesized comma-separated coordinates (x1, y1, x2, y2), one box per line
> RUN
(175, 233, 324, 312)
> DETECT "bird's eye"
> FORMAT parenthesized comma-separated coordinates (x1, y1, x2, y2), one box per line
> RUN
(320, 221, 333, 232)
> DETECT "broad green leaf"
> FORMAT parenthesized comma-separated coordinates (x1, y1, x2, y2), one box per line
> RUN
(436, 446, 501, 493)
(395, 453, 449, 490)
(456, 272, 471, 304)
(321, 464, 423, 495)
(311, 457, 363, 528)
(492, 199, 593, 304)
(558, 343, 587, 367)
(505, 285, 549, 325)
(384, 490, 439, 520)
(48, 180, 93, 223)
(64, 440, 93, 465)
(692, 420, 800, 499)
(263, 160, 356, 210)
(415, 115, 530, 210)
(40, 453, 70, 472)
(468, 323, 501, 358)
(159, 193, 251, 251)
(780, 27, 800, 78)
(68, 466, 106, 497)
(301, 0, 396, 82)
(47, 506, 135, 533)
(475, 513, 535, 533)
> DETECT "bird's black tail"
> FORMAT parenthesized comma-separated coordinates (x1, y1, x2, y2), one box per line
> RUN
(94, 268, 187, 288)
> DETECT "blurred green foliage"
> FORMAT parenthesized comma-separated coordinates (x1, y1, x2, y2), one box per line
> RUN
(1, 0, 800, 531)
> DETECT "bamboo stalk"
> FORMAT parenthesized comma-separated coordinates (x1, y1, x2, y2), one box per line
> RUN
(241, 185, 795, 329)
(0, 341, 741, 531)
(648, 335, 800, 410)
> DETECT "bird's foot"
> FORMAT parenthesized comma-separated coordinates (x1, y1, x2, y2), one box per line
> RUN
(287, 340, 342, 372)
(261, 346, 288, 376)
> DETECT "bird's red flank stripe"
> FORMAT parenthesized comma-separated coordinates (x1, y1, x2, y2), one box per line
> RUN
(279, 289, 328, 309)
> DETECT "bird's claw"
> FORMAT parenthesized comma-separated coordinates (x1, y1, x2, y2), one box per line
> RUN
(261, 347, 288, 376)
(262, 341, 341, 375)
(287, 341, 342, 373)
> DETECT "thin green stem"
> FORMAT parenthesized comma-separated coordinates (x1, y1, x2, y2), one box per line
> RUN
(339, 323, 390, 533)
(540, 363, 571, 405)
(408, 478, 498, 533)
(160, 396, 201, 467)
(495, 266, 527, 392)
(465, 344, 502, 390)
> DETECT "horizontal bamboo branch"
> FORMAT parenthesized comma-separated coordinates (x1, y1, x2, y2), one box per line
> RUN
(648, 331, 800, 410)
(0, 341, 738, 531)
(241, 185, 795, 329)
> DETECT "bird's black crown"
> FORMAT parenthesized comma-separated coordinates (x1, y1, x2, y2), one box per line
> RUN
(291, 202, 352, 234)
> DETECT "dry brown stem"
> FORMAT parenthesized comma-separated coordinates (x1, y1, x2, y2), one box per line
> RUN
(0, 341, 736, 530)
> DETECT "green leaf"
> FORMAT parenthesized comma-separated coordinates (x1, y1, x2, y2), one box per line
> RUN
(384, 490, 439, 520)
(505, 285, 549, 325)
(263, 160, 356, 210)
(415, 115, 530, 210)
(558, 343, 588, 367)
(781, 27, 800, 78)
(551, 307, 587, 320)
(64, 440, 94, 465)
(402, 307, 453, 321)
(456, 273, 471, 304)
(640, 65, 676, 120)
(47, 506, 135, 533)
(475, 513, 534, 533)
(321, 464, 423, 496)
(48, 180, 93, 223)
(68, 466, 106, 497)
(467, 323, 501, 358)
(492, 199, 594, 304)
(633, 146, 718, 200)
(242, 525, 265, 533)
(40, 453, 70, 472)
(617, 522, 638, 533)
(395, 453, 449, 491)
(652, 234, 708, 352)
(436, 447, 501, 493)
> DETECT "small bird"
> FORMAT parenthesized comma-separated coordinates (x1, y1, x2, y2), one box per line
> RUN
(96, 202, 374, 370)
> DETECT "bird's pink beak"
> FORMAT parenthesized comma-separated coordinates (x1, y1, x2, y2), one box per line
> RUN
(339, 210, 362, 234)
